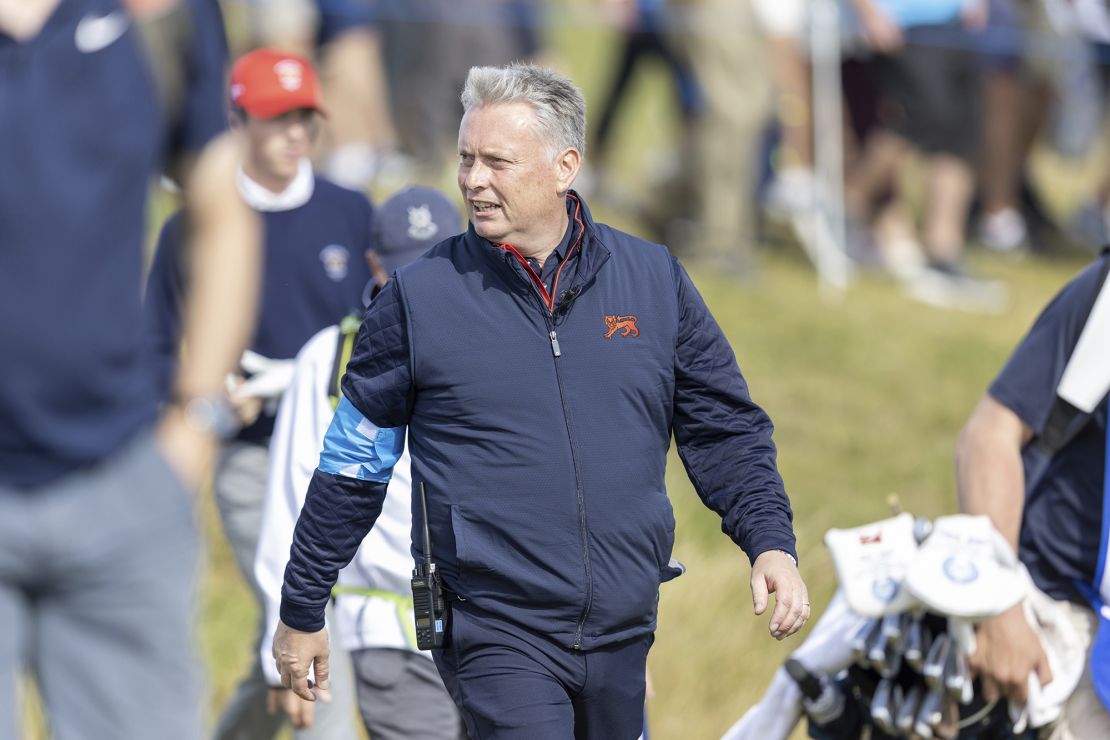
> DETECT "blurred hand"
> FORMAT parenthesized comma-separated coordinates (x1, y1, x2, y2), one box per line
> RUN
(273, 620, 333, 703)
(0, 0, 61, 40)
(968, 604, 1052, 705)
(858, 4, 904, 53)
(226, 375, 263, 427)
(962, 0, 989, 31)
(267, 688, 316, 729)
(602, 0, 639, 30)
(155, 406, 216, 492)
(751, 550, 810, 640)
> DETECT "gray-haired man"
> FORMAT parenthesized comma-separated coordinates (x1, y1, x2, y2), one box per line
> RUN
(272, 64, 807, 739)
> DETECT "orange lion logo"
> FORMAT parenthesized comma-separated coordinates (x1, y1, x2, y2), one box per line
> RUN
(603, 315, 639, 339)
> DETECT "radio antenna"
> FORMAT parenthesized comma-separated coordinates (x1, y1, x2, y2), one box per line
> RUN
(420, 482, 433, 564)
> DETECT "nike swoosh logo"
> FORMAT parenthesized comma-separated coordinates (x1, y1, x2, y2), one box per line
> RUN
(74, 11, 130, 54)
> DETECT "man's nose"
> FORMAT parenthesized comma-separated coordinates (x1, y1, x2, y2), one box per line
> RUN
(464, 161, 489, 190)
(286, 117, 311, 143)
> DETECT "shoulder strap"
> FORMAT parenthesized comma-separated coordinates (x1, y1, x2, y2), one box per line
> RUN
(328, 316, 362, 411)
(1036, 248, 1110, 458)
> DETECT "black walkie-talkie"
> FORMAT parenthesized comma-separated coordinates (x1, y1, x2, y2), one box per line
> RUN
(411, 482, 446, 650)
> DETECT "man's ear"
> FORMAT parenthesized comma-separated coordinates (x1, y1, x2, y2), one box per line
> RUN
(554, 147, 582, 194)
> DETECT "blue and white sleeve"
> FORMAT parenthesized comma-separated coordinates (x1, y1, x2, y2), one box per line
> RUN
(318, 397, 406, 482)
(279, 397, 406, 632)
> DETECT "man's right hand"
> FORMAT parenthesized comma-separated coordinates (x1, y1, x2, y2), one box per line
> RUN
(267, 688, 315, 729)
(856, 1, 904, 53)
(272, 620, 333, 703)
(156, 406, 216, 493)
(968, 603, 1052, 704)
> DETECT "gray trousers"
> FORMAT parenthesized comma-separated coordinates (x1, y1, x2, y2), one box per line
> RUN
(0, 432, 201, 740)
(212, 440, 358, 740)
(351, 647, 465, 740)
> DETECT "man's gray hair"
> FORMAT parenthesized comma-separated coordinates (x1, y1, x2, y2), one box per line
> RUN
(461, 63, 587, 157)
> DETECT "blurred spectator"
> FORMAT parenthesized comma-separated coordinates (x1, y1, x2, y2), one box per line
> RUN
(975, 0, 1110, 255)
(751, 0, 816, 222)
(1043, 0, 1110, 253)
(234, 0, 408, 192)
(589, 0, 699, 192)
(243, 0, 318, 55)
(0, 0, 260, 737)
(668, 0, 770, 273)
(255, 187, 465, 740)
(975, 0, 1075, 254)
(314, 0, 408, 191)
(145, 49, 372, 740)
(845, 0, 1007, 313)
(378, 0, 524, 178)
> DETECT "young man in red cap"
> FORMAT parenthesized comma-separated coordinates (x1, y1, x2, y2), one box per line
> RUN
(146, 48, 373, 740)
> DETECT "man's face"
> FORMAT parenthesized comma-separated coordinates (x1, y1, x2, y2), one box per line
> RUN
(457, 102, 577, 247)
(240, 109, 317, 183)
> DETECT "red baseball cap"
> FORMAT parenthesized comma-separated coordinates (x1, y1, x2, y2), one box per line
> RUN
(229, 49, 327, 119)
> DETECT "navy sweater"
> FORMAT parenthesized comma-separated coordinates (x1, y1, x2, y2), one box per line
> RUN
(282, 193, 796, 648)
(145, 177, 374, 441)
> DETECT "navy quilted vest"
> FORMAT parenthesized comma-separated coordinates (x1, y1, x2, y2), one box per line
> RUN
(395, 196, 683, 649)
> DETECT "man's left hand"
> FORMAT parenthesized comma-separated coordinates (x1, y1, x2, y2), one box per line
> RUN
(273, 620, 333, 703)
(750, 550, 809, 640)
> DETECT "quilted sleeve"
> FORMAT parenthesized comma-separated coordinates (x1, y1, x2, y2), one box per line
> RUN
(279, 469, 388, 632)
(279, 395, 407, 631)
(341, 277, 415, 429)
(670, 257, 797, 564)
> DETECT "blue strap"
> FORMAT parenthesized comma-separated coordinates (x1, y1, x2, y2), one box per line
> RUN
(1095, 396, 1110, 600)
(1087, 397, 1110, 713)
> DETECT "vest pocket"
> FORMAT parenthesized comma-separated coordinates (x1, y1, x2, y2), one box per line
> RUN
(449, 503, 583, 608)
(585, 493, 677, 634)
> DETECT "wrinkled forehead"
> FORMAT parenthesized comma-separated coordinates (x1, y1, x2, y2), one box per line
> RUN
(458, 102, 546, 151)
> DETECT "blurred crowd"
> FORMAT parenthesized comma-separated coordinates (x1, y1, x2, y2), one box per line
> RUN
(223, 0, 545, 188)
(746, 0, 1110, 313)
(230, 0, 1110, 314)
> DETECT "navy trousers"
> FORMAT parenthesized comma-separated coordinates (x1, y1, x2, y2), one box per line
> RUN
(433, 602, 652, 740)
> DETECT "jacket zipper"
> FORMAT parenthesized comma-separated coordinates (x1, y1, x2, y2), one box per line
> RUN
(540, 308, 592, 649)
(498, 245, 593, 649)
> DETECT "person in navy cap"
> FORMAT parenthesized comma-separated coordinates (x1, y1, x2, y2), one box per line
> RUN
(373, 187, 465, 275)
(0, 0, 261, 738)
(145, 47, 374, 740)
(255, 186, 465, 738)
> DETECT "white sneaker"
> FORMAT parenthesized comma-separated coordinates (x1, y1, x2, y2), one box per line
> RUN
(880, 238, 927, 280)
(902, 262, 1009, 315)
(764, 167, 818, 219)
(978, 207, 1028, 253)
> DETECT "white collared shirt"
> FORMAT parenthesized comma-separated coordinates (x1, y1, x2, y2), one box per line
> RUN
(236, 158, 315, 212)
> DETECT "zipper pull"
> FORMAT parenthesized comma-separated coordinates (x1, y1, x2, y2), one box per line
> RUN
(549, 330, 562, 357)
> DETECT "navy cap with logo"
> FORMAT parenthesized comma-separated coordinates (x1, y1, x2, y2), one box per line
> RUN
(371, 187, 462, 275)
